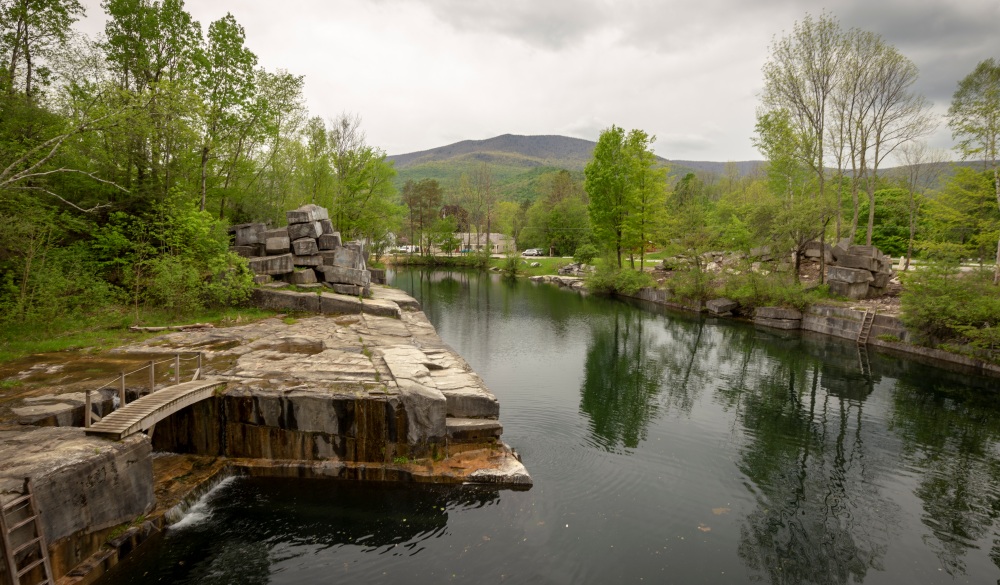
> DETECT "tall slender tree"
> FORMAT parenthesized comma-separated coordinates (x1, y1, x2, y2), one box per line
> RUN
(947, 58, 1000, 282)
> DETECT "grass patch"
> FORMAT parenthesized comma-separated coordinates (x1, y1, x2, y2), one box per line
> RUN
(496, 256, 568, 277)
(0, 305, 277, 364)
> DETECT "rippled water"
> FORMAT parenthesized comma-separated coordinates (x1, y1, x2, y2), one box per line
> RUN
(104, 269, 1000, 584)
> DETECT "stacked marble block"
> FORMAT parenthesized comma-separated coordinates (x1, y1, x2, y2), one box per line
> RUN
(826, 243, 894, 300)
(234, 204, 372, 297)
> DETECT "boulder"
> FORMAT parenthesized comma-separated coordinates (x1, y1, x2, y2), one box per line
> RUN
(289, 269, 317, 285)
(265, 236, 290, 255)
(248, 254, 294, 276)
(706, 298, 738, 315)
(827, 266, 874, 284)
(292, 238, 319, 256)
(286, 204, 329, 224)
(288, 221, 322, 241)
(317, 233, 342, 250)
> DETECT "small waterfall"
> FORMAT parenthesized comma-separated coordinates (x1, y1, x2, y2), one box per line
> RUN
(164, 468, 240, 528)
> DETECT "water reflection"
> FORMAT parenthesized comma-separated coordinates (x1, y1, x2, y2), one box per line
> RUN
(890, 377, 1000, 577)
(733, 340, 896, 585)
(580, 307, 668, 450)
(101, 479, 500, 585)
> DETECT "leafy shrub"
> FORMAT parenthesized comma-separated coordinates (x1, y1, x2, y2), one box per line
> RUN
(901, 264, 1000, 352)
(586, 263, 655, 295)
(573, 243, 599, 265)
(720, 272, 824, 311)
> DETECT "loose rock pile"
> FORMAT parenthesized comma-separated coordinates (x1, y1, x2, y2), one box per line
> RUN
(231, 204, 372, 297)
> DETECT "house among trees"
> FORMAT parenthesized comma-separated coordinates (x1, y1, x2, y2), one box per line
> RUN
(456, 233, 515, 254)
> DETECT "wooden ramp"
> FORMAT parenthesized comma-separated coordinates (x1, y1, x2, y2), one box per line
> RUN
(84, 378, 226, 440)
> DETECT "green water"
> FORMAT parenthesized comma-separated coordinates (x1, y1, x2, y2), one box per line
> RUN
(103, 269, 1000, 584)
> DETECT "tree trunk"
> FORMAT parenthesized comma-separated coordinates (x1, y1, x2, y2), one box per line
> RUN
(994, 167, 1000, 284)
(199, 145, 209, 211)
(865, 184, 876, 246)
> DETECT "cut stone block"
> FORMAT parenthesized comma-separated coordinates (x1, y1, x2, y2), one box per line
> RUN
(293, 255, 323, 267)
(827, 266, 875, 284)
(706, 298, 738, 315)
(248, 253, 294, 276)
(286, 204, 329, 224)
(289, 269, 317, 285)
(251, 288, 320, 312)
(331, 283, 364, 296)
(370, 268, 386, 285)
(446, 418, 503, 442)
(866, 285, 887, 299)
(319, 219, 335, 235)
(755, 306, 802, 320)
(292, 238, 319, 256)
(317, 265, 371, 287)
(872, 271, 892, 288)
(837, 254, 878, 272)
(828, 279, 869, 300)
(848, 245, 878, 258)
(265, 236, 290, 255)
(332, 246, 364, 270)
(234, 223, 266, 246)
(263, 227, 288, 240)
(232, 245, 256, 258)
(317, 233, 342, 250)
(253, 274, 272, 285)
(754, 317, 802, 330)
(288, 221, 322, 241)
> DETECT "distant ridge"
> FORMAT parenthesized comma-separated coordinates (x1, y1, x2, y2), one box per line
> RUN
(388, 134, 764, 176)
(387, 134, 599, 171)
(386, 134, 772, 201)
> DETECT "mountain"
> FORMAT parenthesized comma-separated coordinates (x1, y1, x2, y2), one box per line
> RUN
(386, 134, 764, 201)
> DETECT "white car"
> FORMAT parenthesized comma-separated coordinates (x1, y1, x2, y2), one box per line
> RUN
(521, 248, 544, 257)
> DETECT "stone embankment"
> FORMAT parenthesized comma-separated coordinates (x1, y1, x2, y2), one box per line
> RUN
(0, 285, 528, 585)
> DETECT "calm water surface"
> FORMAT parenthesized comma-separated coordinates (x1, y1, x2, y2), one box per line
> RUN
(105, 269, 1000, 584)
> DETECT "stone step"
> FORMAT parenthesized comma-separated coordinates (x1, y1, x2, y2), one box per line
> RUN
(446, 418, 502, 442)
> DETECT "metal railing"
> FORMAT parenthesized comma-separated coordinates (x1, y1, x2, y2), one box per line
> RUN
(84, 352, 203, 428)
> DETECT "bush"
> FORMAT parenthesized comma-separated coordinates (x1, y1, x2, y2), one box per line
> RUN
(586, 263, 655, 295)
(720, 272, 821, 311)
(573, 243, 599, 265)
(901, 264, 1000, 352)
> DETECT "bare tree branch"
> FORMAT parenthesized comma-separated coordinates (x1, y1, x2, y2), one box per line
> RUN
(11, 186, 114, 213)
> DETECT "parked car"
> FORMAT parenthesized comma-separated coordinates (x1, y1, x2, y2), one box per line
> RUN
(521, 248, 544, 257)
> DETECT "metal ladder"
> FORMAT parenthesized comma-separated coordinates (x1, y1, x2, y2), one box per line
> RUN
(1, 479, 54, 585)
(857, 308, 876, 345)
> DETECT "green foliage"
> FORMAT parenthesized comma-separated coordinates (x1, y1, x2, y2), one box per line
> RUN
(586, 262, 655, 295)
(901, 264, 1000, 352)
(521, 170, 591, 255)
(573, 243, 599, 265)
(720, 272, 824, 311)
(855, 188, 910, 256)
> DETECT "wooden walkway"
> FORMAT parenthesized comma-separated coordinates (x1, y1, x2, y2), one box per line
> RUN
(84, 378, 226, 440)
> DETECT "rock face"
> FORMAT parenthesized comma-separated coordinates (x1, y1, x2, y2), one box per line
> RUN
(755, 306, 803, 330)
(0, 427, 154, 575)
(115, 286, 517, 475)
(235, 204, 374, 297)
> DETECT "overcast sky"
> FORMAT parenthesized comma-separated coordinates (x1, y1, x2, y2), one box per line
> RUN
(76, 0, 1000, 162)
